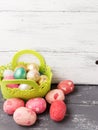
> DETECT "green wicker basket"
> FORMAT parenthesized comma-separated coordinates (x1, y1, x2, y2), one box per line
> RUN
(0, 49, 52, 100)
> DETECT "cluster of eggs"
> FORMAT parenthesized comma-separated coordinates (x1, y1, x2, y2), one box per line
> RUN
(3, 79, 75, 126)
(3, 63, 48, 90)
(46, 80, 75, 122)
(3, 97, 47, 126)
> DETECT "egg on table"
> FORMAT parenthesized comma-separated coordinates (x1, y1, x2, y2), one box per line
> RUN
(3, 98, 25, 115)
(49, 100, 67, 122)
(45, 89, 65, 104)
(13, 107, 37, 126)
(26, 97, 47, 114)
(57, 80, 75, 95)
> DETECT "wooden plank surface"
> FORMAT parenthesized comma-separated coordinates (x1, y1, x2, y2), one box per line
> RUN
(0, 12, 98, 52)
(0, 50, 98, 84)
(0, 84, 98, 130)
(0, 0, 98, 12)
(0, 0, 98, 84)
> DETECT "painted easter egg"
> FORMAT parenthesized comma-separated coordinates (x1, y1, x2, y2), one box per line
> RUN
(57, 80, 75, 95)
(14, 67, 26, 79)
(49, 100, 67, 122)
(18, 84, 32, 90)
(4, 76, 19, 88)
(38, 75, 48, 85)
(27, 70, 40, 82)
(3, 69, 14, 78)
(26, 98, 47, 114)
(13, 107, 37, 126)
(3, 98, 25, 115)
(45, 89, 65, 104)
(26, 63, 39, 71)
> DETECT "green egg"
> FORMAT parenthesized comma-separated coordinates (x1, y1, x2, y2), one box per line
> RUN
(14, 67, 26, 79)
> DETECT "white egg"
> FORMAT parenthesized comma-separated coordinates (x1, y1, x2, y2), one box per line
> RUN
(3, 69, 14, 78)
(19, 84, 32, 90)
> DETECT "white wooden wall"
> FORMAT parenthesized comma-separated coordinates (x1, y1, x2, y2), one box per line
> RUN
(0, 0, 98, 84)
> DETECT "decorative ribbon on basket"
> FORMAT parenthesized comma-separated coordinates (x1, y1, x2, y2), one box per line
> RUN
(0, 49, 52, 100)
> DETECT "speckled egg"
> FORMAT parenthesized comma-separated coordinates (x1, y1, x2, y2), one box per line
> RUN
(38, 75, 48, 85)
(3, 98, 25, 115)
(26, 63, 39, 71)
(26, 98, 47, 114)
(18, 84, 32, 90)
(45, 89, 65, 104)
(13, 107, 37, 126)
(26, 70, 40, 82)
(57, 80, 75, 95)
(49, 100, 67, 122)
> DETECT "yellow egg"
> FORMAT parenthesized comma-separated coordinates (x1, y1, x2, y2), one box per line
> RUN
(38, 75, 48, 85)
(26, 63, 39, 72)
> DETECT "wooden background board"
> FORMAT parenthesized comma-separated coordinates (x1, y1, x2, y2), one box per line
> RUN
(0, 84, 98, 130)
(0, 0, 98, 84)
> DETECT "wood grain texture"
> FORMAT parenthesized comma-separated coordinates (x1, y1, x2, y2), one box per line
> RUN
(0, 50, 98, 84)
(0, 84, 98, 130)
(0, 12, 98, 52)
(0, 0, 98, 12)
(0, 0, 98, 84)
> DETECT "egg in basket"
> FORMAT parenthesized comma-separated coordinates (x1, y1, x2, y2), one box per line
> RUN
(0, 50, 52, 100)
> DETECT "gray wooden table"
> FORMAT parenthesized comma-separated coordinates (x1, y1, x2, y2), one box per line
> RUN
(0, 84, 98, 130)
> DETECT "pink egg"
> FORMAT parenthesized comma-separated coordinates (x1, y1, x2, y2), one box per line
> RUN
(45, 89, 65, 104)
(57, 80, 75, 95)
(50, 100, 67, 122)
(13, 107, 37, 126)
(3, 98, 25, 115)
(26, 98, 47, 114)
(3, 69, 14, 78)
(3, 76, 19, 88)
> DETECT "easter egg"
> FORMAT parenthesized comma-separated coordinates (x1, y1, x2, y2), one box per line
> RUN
(14, 67, 26, 79)
(3, 98, 25, 115)
(38, 75, 48, 85)
(27, 63, 39, 71)
(26, 98, 47, 114)
(19, 84, 32, 90)
(27, 70, 40, 82)
(3, 76, 19, 88)
(13, 107, 37, 126)
(45, 89, 65, 104)
(57, 80, 75, 95)
(49, 100, 67, 122)
(3, 69, 14, 78)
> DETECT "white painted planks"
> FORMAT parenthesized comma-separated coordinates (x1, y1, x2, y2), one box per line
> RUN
(0, 0, 98, 84)
(0, 0, 98, 12)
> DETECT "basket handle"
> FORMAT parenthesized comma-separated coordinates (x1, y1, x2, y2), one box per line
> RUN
(11, 49, 46, 72)
(1, 79, 39, 89)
